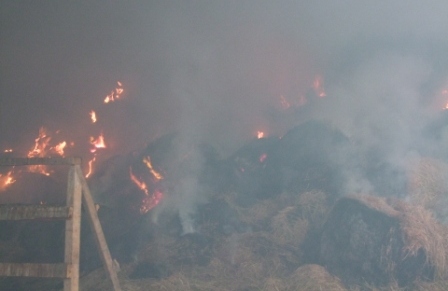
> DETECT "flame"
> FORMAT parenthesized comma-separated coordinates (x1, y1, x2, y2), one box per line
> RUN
(129, 167, 149, 195)
(4, 149, 13, 153)
(26, 127, 54, 175)
(0, 171, 16, 191)
(85, 156, 96, 178)
(143, 156, 164, 181)
(53, 141, 67, 156)
(90, 133, 106, 153)
(257, 131, 265, 139)
(28, 127, 51, 158)
(313, 75, 327, 98)
(90, 110, 97, 123)
(104, 81, 124, 103)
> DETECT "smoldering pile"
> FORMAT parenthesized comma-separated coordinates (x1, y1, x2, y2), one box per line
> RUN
(2, 119, 448, 290)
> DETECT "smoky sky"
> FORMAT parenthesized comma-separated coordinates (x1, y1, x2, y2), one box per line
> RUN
(2, 1, 448, 158)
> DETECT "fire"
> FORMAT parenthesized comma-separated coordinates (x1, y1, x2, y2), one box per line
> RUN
(259, 153, 267, 163)
(26, 127, 68, 176)
(90, 133, 106, 153)
(257, 131, 265, 139)
(129, 167, 149, 195)
(4, 149, 13, 153)
(53, 141, 67, 156)
(28, 127, 51, 158)
(90, 110, 97, 123)
(85, 156, 96, 178)
(104, 81, 124, 103)
(313, 75, 327, 98)
(143, 156, 164, 181)
(0, 171, 16, 191)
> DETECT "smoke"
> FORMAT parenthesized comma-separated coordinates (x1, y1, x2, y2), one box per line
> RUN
(2, 1, 448, 219)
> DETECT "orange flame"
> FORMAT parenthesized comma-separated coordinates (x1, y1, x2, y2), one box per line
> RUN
(0, 171, 16, 191)
(90, 110, 97, 123)
(257, 131, 265, 139)
(27, 127, 52, 176)
(90, 133, 106, 153)
(143, 156, 164, 181)
(28, 127, 51, 158)
(53, 141, 67, 156)
(4, 149, 13, 153)
(104, 81, 124, 103)
(129, 167, 149, 195)
(85, 156, 96, 178)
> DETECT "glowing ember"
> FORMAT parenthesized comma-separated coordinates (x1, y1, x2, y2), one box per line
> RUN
(104, 81, 124, 103)
(140, 189, 164, 214)
(129, 167, 149, 195)
(143, 156, 164, 181)
(4, 149, 13, 153)
(257, 131, 265, 139)
(90, 110, 97, 123)
(90, 133, 106, 153)
(313, 75, 327, 98)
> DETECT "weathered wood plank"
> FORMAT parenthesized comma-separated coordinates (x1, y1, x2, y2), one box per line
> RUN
(0, 157, 81, 166)
(63, 166, 82, 291)
(0, 263, 70, 278)
(75, 165, 122, 291)
(0, 205, 73, 220)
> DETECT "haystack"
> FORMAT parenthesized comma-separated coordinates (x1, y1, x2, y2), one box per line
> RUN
(320, 195, 446, 288)
(288, 264, 346, 291)
(408, 157, 448, 222)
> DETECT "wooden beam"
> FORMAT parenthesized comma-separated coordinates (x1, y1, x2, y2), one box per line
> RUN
(0, 205, 72, 220)
(63, 166, 82, 291)
(0, 157, 81, 166)
(0, 263, 70, 278)
(75, 166, 122, 291)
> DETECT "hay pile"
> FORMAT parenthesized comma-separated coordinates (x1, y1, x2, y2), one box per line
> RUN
(76, 190, 448, 291)
(408, 157, 448, 221)
(77, 190, 333, 291)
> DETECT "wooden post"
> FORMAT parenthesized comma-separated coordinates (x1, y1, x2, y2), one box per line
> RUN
(0, 157, 120, 290)
(63, 166, 82, 291)
(75, 166, 122, 291)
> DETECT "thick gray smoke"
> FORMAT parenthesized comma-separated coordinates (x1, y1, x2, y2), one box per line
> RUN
(2, 1, 448, 227)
